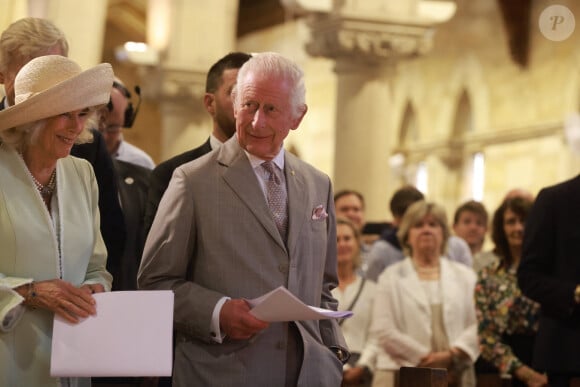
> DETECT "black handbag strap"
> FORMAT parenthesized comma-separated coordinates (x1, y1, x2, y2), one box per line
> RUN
(339, 278, 366, 326)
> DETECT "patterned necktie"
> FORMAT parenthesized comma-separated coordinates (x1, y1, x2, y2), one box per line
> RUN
(261, 161, 288, 240)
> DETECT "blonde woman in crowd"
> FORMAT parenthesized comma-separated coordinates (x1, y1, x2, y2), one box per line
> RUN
(371, 201, 479, 387)
(333, 217, 377, 386)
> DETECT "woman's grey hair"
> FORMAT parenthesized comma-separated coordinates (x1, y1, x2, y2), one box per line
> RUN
(336, 216, 363, 270)
(232, 51, 307, 118)
(0, 110, 97, 152)
(0, 17, 69, 72)
(397, 200, 450, 256)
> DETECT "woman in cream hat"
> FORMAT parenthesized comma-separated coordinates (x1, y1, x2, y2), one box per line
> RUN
(0, 55, 114, 387)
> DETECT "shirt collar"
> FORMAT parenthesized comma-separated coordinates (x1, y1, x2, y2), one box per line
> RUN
(209, 134, 223, 150)
(246, 147, 285, 171)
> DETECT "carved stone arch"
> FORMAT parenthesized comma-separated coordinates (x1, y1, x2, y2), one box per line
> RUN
(451, 89, 473, 139)
(399, 101, 419, 148)
(441, 89, 472, 169)
(444, 54, 489, 134)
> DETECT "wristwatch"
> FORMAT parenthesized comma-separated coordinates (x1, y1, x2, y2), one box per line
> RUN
(330, 346, 350, 365)
(574, 285, 580, 304)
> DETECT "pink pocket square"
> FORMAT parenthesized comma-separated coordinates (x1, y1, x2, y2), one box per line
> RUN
(312, 205, 329, 220)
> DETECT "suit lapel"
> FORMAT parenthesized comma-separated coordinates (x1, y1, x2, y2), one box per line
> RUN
(285, 154, 308, 255)
(219, 139, 286, 250)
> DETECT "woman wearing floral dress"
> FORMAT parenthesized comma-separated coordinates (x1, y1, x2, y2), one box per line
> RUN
(475, 197, 547, 387)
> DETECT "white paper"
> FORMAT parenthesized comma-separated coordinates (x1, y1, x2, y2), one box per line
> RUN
(50, 290, 174, 377)
(247, 286, 353, 322)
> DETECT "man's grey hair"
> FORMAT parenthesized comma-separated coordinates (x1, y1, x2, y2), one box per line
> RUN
(232, 52, 307, 118)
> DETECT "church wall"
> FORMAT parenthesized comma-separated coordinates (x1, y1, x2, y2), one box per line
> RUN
(4, 0, 580, 225)
(378, 0, 580, 218)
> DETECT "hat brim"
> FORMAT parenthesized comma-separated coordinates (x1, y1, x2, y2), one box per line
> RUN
(0, 63, 113, 132)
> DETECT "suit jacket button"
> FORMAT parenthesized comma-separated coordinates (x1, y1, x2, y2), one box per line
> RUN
(278, 264, 288, 274)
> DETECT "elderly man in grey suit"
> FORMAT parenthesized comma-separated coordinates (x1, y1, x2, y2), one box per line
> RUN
(138, 52, 347, 386)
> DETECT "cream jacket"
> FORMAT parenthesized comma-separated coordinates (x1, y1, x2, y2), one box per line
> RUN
(371, 257, 479, 370)
(0, 145, 112, 387)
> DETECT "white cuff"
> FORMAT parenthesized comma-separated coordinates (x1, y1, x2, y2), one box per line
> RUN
(210, 296, 230, 343)
(0, 284, 30, 332)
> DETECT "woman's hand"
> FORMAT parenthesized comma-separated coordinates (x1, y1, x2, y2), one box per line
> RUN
(418, 351, 452, 368)
(80, 283, 105, 294)
(27, 279, 98, 324)
(515, 366, 548, 387)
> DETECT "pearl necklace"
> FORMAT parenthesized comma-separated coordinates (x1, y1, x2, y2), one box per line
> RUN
(414, 265, 440, 274)
(30, 169, 57, 198)
(412, 259, 440, 274)
(18, 151, 57, 203)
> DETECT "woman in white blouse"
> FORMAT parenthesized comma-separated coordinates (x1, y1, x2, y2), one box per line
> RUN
(332, 217, 377, 386)
(370, 201, 479, 387)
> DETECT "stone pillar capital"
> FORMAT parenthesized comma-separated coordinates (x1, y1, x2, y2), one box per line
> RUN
(137, 66, 206, 104)
(306, 13, 436, 65)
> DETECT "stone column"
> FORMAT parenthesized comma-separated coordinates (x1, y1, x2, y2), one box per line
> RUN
(305, 4, 440, 220)
(18, 0, 108, 68)
(139, 0, 239, 160)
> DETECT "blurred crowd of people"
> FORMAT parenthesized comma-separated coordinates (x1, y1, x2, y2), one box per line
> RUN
(334, 183, 579, 387)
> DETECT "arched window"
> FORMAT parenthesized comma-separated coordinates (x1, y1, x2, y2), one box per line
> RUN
(396, 101, 427, 191)
(450, 90, 485, 201)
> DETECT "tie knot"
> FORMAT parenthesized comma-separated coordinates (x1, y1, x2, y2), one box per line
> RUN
(262, 161, 281, 185)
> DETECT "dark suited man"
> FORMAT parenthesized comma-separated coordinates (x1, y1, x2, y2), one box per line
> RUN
(143, 52, 251, 235)
(0, 17, 125, 272)
(99, 85, 151, 292)
(518, 177, 580, 387)
(138, 52, 347, 386)
(91, 83, 152, 387)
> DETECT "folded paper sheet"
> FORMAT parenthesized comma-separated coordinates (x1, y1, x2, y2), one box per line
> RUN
(248, 286, 353, 322)
(51, 290, 174, 377)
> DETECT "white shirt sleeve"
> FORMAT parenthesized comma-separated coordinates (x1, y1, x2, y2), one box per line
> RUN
(210, 296, 230, 343)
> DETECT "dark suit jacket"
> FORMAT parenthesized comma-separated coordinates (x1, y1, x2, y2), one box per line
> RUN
(70, 129, 126, 279)
(114, 159, 151, 291)
(518, 175, 580, 373)
(143, 138, 212, 236)
(0, 99, 126, 275)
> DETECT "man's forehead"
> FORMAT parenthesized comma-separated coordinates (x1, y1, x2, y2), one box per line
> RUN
(336, 195, 362, 207)
(459, 210, 485, 221)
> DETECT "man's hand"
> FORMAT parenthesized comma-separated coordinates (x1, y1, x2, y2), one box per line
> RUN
(219, 299, 269, 340)
(342, 366, 366, 385)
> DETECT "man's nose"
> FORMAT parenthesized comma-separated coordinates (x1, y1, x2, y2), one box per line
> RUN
(252, 108, 267, 129)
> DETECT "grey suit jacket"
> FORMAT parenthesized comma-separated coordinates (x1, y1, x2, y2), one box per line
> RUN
(138, 137, 345, 386)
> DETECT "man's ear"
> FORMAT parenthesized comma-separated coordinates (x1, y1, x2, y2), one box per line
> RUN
(291, 104, 308, 130)
(203, 93, 215, 116)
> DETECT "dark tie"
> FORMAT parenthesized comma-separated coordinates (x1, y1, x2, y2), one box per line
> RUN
(261, 161, 288, 239)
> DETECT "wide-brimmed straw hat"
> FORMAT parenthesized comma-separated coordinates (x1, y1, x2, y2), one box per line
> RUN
(0, 55, 113, 131)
